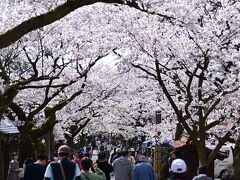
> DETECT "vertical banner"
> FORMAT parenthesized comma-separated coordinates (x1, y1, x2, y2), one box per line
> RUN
(154, 144, 161, 179)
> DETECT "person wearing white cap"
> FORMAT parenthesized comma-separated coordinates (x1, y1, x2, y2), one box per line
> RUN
(169, 159, 188, 180)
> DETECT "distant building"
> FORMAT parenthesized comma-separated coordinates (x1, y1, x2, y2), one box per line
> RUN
(0, 120, 19, 179)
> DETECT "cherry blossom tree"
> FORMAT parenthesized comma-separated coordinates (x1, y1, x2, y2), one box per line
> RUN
(0, 0, 147, 49)
(72, 58, 176, 142)
(116, 0, 240, 168)
(0, 1, 239, 179)
(1, 31, 113, 162)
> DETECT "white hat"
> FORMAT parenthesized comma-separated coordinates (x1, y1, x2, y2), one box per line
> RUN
(116, 148, 121, 153)
(171, 159, 187, 173)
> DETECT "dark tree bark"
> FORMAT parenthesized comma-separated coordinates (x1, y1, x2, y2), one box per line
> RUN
(233, 134, 240, 178)
(175, 123, 184, 140)
(0, 141, 3, 180)
(0, 0, 141, 49)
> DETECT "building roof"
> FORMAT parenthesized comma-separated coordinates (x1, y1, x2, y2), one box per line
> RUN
(169, 133, 228, 160)
(169, 133, 191, 148)
(0, 120, 19, 135)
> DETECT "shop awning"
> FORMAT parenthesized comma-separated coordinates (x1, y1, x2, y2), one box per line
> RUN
(0, 121, 19, 135)
(142, 138, 155, 148)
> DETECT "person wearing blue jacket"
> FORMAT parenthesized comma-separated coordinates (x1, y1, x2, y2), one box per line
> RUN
(132, 155, 156, 180)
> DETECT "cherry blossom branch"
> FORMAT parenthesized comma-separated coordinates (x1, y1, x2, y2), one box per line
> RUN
(131, 63, 157, 79)
(154, 59, 193, 136)
(0, 0, 155, 49)
(205, 118, 224, 131)
(203, 87, 240, 121)
(184, 65, 199, 121)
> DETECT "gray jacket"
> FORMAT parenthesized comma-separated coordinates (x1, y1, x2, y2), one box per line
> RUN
(193, 174, 212, 180)
(113, 156, 133, 180)
(7, 160, 21, 180)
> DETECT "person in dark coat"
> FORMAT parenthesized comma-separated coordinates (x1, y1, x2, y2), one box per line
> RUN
(104, 146, 111, 163)
(110, 148, 117, 164)
(96, 151, 113, 180)
(111, 148, 121, 164)
(193, 166, 212, 180)
(19, 155, 34, 179)
(7, 152, 22, 180)
(24, 154, 48, 180)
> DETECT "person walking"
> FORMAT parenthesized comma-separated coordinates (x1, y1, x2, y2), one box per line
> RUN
(110, 148, 117, 164)
(193, 166, 212, 180)
(169, 159, 188, 180)
(44, 145, 81, 180)
(24, 154, 48, 180)
(128, 148, 136, 165)
(132, 155, 156, 180)
(113, 148, 133, 180)
(168, 150, 182, 178)
(96, 151, 113, 180)
(168, 150, 182, 170)
(111, 148, 121, 164)
(80, 157, 106, 180)
(19, 155, 34, 180)
(7, 152, 22, 180)
(104, 146, 111, 163)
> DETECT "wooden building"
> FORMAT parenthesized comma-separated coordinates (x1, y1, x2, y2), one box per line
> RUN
(0, 121, 19, 179)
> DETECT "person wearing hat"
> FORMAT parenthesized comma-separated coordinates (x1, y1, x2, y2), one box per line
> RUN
(132, 155, 156, 180)
(44, 145, 81, 180)
(169, 159, 188, 180)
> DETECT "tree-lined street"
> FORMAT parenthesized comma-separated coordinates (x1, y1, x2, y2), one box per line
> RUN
(0, 0, 239, 180)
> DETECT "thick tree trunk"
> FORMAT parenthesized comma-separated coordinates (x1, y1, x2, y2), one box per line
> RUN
(19, 108, 57, 162)
(0, 141, 3, 180)
(77, 133, 87, 150)
(233, 134, 240, 178)
(175, 123, 184, 140)
(19, 132, 35, 164)
(0, 98, 9, 119)
(196, 140, 207, 166)
(0, 0, 139, 49)
(0, 89, 18, 119)
(66, 135, 74, 149)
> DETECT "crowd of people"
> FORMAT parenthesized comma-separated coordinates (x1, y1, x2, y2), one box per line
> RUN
(6, 144, 156, 180)
(6, 144, 235, 180)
